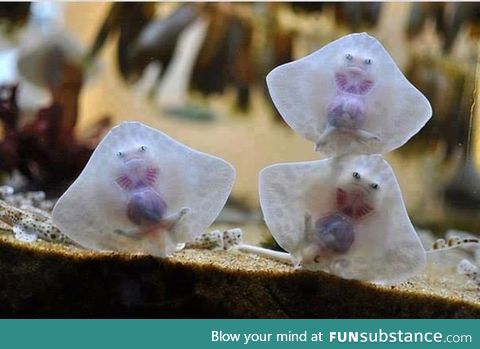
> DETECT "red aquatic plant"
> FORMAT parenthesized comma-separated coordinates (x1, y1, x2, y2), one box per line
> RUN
(0, 64, 110, 194)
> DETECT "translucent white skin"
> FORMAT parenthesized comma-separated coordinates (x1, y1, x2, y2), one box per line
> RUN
(259, 155, 426, 284)
(52, 122, 235, 257)
(266, 32, 432, 157)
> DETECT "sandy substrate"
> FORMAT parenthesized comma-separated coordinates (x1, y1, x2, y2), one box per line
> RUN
(0, 225, 478, 318)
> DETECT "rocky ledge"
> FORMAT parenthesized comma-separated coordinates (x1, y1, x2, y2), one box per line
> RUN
(0, 234, 479, 318)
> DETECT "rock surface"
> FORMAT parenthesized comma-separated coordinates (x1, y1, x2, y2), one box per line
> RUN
(0, 234, 479, 318)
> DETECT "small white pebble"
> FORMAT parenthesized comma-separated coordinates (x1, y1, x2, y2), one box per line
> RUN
(0, 186, 14, 198)
(185, 230, 224, 250)
(457, 259, 480, 287)
(222, 228, 243, 250)
(175, 243, 186, 252)
(457, 259, 478, 275)
(432, 238, 446, 250)
(39, 200, 55, 212)
(26, 191, 46, 202)
(447, 236, 461, 247)
(13, 225, 38, 243)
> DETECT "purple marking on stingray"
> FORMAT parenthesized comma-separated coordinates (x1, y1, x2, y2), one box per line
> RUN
(335, 187, 374, 221)
(327, 95, 366, 130)
(336, 187, 347, 207)
(335, 73, 374, 96)
(116, 165, 160, 192)
(117, 159, 172, 232)
(126, 188, 168, 227)
(144, 167, 159, 185)
(116, 175, 133, 191)
(314, 213, 355, 253)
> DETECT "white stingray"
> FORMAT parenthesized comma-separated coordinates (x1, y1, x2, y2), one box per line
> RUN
(52, 121, 235, 257)
(259, 154, 426, 284)
(266, 33, 432, 157)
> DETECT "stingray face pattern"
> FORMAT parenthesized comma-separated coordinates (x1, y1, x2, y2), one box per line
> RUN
(266, 33, 432, 157)
(52, 122, 235, 257)
(113, 144, 189, 238)
(305, 171, 380, 254)
(259, 155, 426, 284)
(335, 171, 378, 220)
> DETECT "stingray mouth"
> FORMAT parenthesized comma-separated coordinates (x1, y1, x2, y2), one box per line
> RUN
(345, 64, 366, 75)
(349, 183, 370, 196)
(123, 156, 146, 166)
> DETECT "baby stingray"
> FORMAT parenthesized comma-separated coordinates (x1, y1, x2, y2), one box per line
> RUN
(52, 122, 235, 257)
(259, 154, 426, 284)
(266, 32, 432, 157)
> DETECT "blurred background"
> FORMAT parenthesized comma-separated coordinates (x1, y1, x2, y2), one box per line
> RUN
(1, 2, 480, 238)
